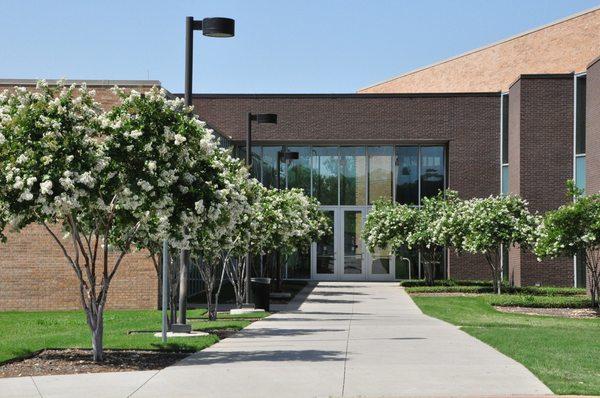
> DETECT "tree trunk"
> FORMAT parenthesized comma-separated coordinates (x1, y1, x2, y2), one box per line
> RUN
(91, 316, 104, 362)
(485, 247, 502, 295)
(584, 249, 600, 308)
(421, 248, 437, 286)
(85, 303, 105, 362)
(213, 257, 227, 321)
(206, 286, 216, 321)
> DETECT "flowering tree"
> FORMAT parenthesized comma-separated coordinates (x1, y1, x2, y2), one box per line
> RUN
(363, 193, 463, 285)
(410, 191, 464, 285)
(254, 188, 330, 291)
(0, 82, 230, 361)
(535, 182, 600, 307)
(221, 179, 265, 309)
(363, 200, 418, 255)
(459, 195, 537, 294)
(188, 151, 255, 321)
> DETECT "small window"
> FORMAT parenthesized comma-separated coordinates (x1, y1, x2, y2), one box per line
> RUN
(501, 94, 509, 164)
(575, 76, 586, 155)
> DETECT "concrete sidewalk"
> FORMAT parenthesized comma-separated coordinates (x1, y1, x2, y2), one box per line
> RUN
(0, 282, 552, 398)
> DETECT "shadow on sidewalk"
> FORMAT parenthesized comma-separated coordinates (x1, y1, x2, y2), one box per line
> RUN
(175, 349, 345, 366)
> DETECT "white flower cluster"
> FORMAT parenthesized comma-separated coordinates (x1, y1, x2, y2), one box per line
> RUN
(363, 192, 537, 256)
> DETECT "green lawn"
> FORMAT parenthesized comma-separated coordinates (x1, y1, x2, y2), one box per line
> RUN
(412, 296, 600, 395)
(0, 309, 266, 364)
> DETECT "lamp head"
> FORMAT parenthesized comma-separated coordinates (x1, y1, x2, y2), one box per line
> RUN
(202, 17, 235, 38)
(255, 113, 278, 124)
(280, 151, 299, 161)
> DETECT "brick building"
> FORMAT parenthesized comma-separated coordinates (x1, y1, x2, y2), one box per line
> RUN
(1, 7, 600, 309)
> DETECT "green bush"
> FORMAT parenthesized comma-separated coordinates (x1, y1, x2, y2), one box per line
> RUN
(486, 295, 593, 308)
(402, 280, 587, 297)
(505, 286, 587, 296)
(400, 279, 492, 288)
(406, 285, 494, 294)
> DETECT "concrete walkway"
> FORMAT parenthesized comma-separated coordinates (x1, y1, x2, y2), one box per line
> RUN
(0, 282, 552, 398)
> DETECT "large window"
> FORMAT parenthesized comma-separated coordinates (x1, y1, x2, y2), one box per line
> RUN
(235, 144, 447, 206)
(340, 147, 366, 205)
(368, 146, 393, 204)
(501, 93, 509, 196)
(574, 75, 587, 288)
(575, 75, 586, 192)
(234, 144, 448, 280)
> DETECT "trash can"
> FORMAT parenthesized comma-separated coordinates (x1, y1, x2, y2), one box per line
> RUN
(251, 277, 271, 311)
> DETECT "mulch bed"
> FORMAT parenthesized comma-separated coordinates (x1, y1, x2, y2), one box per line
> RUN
(201, 328, 240, 339)
(0, 348, 192, 378)
(494, 306, 600, 318)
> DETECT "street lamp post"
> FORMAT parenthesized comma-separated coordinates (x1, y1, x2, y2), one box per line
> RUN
(173, 15, 235, 334)
(245, 113, 278, 305)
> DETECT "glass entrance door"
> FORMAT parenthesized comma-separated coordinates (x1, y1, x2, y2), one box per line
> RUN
(341, 208, 366, 280)
(311, 206, 397, 281)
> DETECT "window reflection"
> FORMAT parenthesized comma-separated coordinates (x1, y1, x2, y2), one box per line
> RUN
(312, 147, 339, 205)
(316, 211, 335, 274)
(286, 250, 311, 279)
(287, 146, 312, 195)
(420, 146, 445, 199)
(340, 147, 366, 205)
(343, 210, 363, 274)
(395, 146, 419, 205)
(262, 146, 282, 188)
(395, 247, 419, 279)
(368, 146, 393, 204)
(371, 246, 391, 275)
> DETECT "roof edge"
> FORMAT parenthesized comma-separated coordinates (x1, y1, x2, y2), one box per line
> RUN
(358, 5, 600, 93)
(508, 72, 574, 90)
(0, 79, 161, 87)
(185, 92, 501, 99)
(587, 54, 600, 69)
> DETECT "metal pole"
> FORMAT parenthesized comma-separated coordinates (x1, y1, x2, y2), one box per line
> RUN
(161, 240, 169, 343)
(184, 16, 194, 107)
(275, 153, 281, 291)
(176, 16, 193, 328)
(245, 113, 252, 305)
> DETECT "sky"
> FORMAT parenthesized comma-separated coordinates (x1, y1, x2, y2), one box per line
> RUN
(0, 0, 598, 94)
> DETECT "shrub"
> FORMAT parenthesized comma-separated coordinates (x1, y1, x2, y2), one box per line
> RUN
(486, 295, 593, 308)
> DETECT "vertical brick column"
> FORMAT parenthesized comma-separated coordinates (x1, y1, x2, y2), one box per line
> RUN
(508, 75, 575, 286)
(585, 58, 600, 294)
(586, 58, 600, 194)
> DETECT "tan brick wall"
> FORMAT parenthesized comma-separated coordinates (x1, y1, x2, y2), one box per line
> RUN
(0, 224, 158, 311)
(360, 8, 600, 94)
(0, 82, 160, 311)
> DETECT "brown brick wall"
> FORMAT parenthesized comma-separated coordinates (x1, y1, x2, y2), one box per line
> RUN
(0, 82, 159, 311)
(192, 93, 501, 281)
(360, 8, 600, 94)
(508, 75, 574, 287)
(192, 93, 501, 198)
(586, 59, 600, 194)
